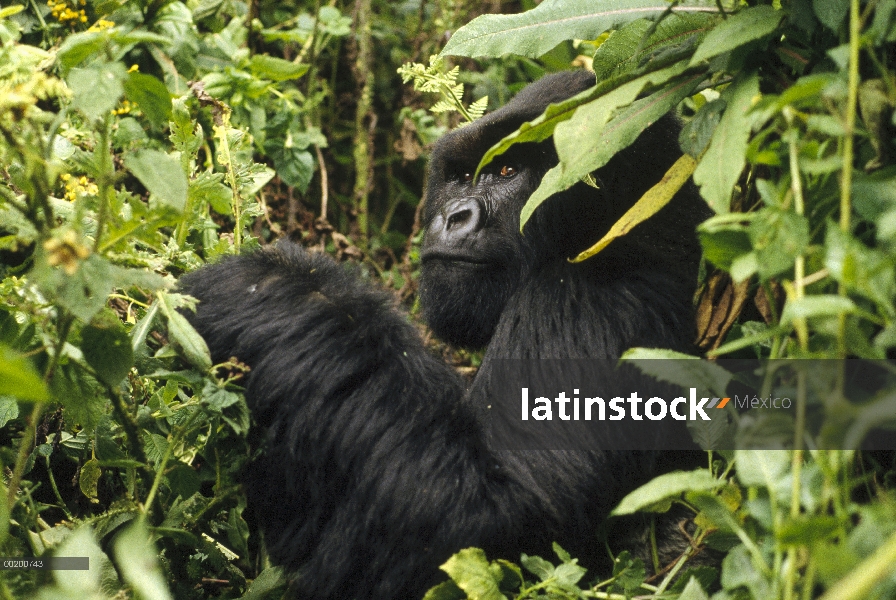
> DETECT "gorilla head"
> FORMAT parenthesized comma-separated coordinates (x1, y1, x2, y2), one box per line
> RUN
(420, 70, 704, 350)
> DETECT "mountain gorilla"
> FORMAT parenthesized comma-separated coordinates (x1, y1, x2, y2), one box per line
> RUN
(180, 70, 708, 599)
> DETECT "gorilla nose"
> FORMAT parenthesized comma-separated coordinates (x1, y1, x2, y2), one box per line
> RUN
(438, 198, 484, 242)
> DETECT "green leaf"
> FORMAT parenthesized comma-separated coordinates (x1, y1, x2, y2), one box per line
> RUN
(68, 63, 126, 122)
(124, 149, 189, 212)
(79, 458, 101, 501)
(593, 13, 718, 81)
(440, 0, 719, 59)
(693, 71, 759, 213)
(735, 449, 790, 487)
(780, 295, 857, 323)
(0, 345, 49, 401)
(82, 310, 134, 387)
(439, 548, 505, 600)
(720, 545, 772, 598)
(689, 6, 782, 66)
(241, 567, 288, 600)
(249, 55, 309, 81)
(571, 153, 696, 262)
(678, 576, 711, 600)
(521, 63, 701, 228)
(622, 347, 732, 395)
(271, 147, 314, 191)
(0, 397, 18, 428)
(56, 31, 107, 71)
(33, 253, 165, 323)
(813, 0, 849, 31)
(167, 463, 201, 499)
(612, 469, 720, 516)
(160, 293, 212, 372)
(422, 581, 465, 600)
(123, 72, 172, 128)
(749, 209, 811, 279)
(190, 171, 233, 215)
(50, 527, 110, 593)
(679, 98, 726, 157)
(131, 302, 161, 354)
(114, 521, 174, 600)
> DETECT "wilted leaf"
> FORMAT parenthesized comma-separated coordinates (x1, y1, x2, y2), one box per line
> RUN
(571, 153, 696, 262)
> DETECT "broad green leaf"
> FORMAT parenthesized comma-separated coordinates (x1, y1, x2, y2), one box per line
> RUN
(34, 252, 165, 324)
(50, 527, 109, 592)
(735, 449, 789, 487)
(622, 347, 732, 395)
(720, 545, 772, 599)
(824, 223, 896, 309)
(693, 71, 759, 213)
(689, 6, 782, 66)
(124, 149, 189, 212)
(160, 293, 212, 371)
(422, 581, 465, 600)
(249, 55, 309, 81)
(679, 576, 712, 600)
(167, 463, 201, 499)
(780, 295, 857, 323)
(190, 171, 232, 215)
(123, 72, 172, 128)
(813, 0, 849, 31)
(82, 310, 134, 386)
(440, 0, 719, 59)
(593, 13, 718, 81)
(114, 522, 174, 600)
(679, 98, 726, 157)
(612, 469, 720, 515)
(0, 346, 48, 401)
(0, 398, 18, 428)
(241, 567, 287, 600)
(521, 63, 700, 228)
(749, 209, 811, 279)
(571, 153, 696, 262)
(269, 146, 314, 191)
(56, 31, 106, 71)
(68, 63, 126, 122)
(478, 34, 700, 179)
(439, 548, 504, 600)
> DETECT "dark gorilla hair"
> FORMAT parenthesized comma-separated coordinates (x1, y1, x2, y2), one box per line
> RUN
(179, 70, 709, 599)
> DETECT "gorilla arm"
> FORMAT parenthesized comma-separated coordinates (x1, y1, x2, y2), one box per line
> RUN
(179, 243, 517, 599)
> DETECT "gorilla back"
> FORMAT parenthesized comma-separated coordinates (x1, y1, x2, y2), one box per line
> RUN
(180, 70, 708, 599)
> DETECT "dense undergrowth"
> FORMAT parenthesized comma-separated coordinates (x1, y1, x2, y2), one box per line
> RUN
(1, 0, 896, 599)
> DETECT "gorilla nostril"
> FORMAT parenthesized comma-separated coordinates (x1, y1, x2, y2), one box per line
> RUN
(447, 209, 472, 230)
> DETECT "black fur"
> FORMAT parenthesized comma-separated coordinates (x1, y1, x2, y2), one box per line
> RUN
(180, 70, 709, 599)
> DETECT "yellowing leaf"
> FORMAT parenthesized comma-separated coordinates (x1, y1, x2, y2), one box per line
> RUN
(570, 153, 696, 263)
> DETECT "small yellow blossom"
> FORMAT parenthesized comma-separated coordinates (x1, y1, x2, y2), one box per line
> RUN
(61, 173, 99, 201)
(44, 230, 91, 275)
(128, 64, 139, 73)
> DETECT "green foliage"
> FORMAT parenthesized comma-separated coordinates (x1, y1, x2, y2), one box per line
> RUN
(398, 56, 488, 123)
(420, 0, 896, 599)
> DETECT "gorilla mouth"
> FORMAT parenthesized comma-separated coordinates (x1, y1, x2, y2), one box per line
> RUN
(420, 251, 490, 266)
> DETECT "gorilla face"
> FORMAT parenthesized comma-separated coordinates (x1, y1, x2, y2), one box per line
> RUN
(419, 71, 598, 350)
(419, 149, 539, 349)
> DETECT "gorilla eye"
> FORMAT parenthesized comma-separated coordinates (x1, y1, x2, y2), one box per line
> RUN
(499, 165, 517, 177)
(463, 172, 474, 182)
